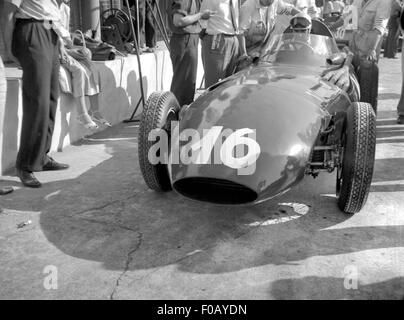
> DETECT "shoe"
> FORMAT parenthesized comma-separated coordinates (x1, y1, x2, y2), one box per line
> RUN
(397, 115, 404, 124)
(91, 111, 112, 127)
(0, 186, 14, 195)
(16, 169, 42, 188)
(42, 158, 69, 171)
(77, 113, 99, 130)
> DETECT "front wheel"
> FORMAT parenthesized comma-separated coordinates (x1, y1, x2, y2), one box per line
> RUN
(336, 102, 376, 214)
(138, 91, 180, 191)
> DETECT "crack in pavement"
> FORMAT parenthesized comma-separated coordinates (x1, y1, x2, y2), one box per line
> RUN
(124, 217, 271, 287)
(110, 231, 143, 300)
(72, 193, 140, 217)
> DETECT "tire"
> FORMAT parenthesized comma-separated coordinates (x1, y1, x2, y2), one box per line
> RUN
(357, 60, 379, 114)
(138, 91, 180, 191)
(336, 102, 376, 214)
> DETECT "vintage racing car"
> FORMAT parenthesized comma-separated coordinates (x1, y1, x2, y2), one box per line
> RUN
(138, 19, 377, 214)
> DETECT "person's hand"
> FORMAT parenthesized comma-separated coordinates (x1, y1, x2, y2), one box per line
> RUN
(365, 50, 377, 62)
(64, 37, 74, 49)
(236, 54, 252, 70)
(200, 10, 216, 20)
(321, 65, 350, 91)
(60, 44, 69, 64)
(4, 49, 19, 65)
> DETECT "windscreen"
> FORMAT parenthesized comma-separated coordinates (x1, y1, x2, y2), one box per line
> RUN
(260, 33, 340, 68)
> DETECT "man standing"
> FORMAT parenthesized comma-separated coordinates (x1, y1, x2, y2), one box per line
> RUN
(350, 0, 391, 113)
(168, 0, 215, 106)
(2, 0, 69, 188)
(239, 0, 299, 60)
(200, 0, 241, 87)
(350, 0, 391, 62)
(384, 0, 402, 58)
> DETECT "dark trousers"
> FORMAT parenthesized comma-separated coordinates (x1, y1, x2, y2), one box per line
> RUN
(145, 0, 156, 48)
(12, 20, 60, 172)
(384, 17, 399, 58)
(170, 33, 199, 106)
(201, 34, 239, 88)
(129, 0, 157, 48)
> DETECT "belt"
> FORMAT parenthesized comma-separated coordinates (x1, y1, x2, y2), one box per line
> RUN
(206, 33, 236, 37)
(16, 18, 53, 24)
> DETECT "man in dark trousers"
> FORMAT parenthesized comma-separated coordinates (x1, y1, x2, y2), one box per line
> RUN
(168, 0, 215, 106)
(200, 0, 241, 88)
(384, 0, 402, 58)
(2, 0, 69, 188)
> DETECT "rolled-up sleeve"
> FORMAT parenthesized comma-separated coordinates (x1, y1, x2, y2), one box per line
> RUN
(277, 0, 295, 15)
(374, 0, 392, 34)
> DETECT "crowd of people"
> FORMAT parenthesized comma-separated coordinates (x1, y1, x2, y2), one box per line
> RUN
(167, 0, 400, 105)
(0, 0, 402, 189)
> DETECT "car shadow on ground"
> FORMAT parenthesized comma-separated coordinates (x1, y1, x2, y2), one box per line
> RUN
(1, 121, 403, 276)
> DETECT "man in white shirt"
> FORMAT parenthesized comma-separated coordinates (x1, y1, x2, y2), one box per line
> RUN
(1, 0, 69, 188)
(200, 0, 241, 87)
(239, 0, 299, 58)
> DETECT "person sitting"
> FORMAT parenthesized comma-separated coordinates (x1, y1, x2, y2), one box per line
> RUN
(58, 0, 111, 130)
(286, 12, 315, 53)
(238, 0, 300, 69)
(289, 12, 351, 91)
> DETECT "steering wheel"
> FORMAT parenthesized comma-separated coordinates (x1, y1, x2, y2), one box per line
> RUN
(279, 39, 316, 54)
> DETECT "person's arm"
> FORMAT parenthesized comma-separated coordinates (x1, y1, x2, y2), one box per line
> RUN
(363, 1, 391, 61)
(1, 1, 19, 63)
(238, 0, 254, 58)
(173, 10, 215, 28)
(277, 0, 301, 16)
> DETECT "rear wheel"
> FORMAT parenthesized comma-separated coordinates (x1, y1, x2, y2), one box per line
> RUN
(336, 102, 376, 214)
(138, 91, 179, 191)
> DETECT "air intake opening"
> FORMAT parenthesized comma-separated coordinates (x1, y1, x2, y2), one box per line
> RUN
(173, 178, 258, 205)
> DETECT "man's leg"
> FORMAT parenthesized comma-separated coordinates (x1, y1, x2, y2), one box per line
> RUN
(224, 36, 239, 78)
(202, 35, 226, 88)
(202, 34, 239, 88)
(136, 0, 146, 48)
(44, 33, 61, 164)
(145, 0, 156, 49)
(170, 34, 199, 106)
(13, 21, 54, 172)
(397, 41, 404, 118)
